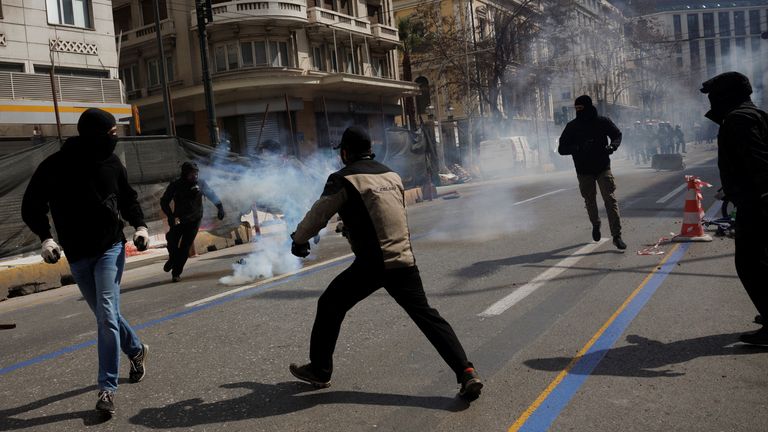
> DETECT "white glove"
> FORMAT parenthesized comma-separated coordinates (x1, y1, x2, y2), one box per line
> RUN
(41, 238, 62, 264)
(133, 226, 149, 251)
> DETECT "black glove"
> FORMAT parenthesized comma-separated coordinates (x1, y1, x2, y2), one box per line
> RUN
(167, 214, 176, 227)
(290, 232, 310, 258)
(216, 203, 226, 221)
(605, 143, 618, 154)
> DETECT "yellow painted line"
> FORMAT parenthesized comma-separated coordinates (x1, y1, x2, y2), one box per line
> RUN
(508, 243, 682, 432)
(0, 105, 131, 114)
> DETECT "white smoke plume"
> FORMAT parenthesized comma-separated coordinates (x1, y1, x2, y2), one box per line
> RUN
(200, 141, 340, 286)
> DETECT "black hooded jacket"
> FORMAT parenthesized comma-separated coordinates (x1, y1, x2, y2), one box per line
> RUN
(711, 101, 768, 207)
(160, 165, 221, 224)
(558, 106, 622, 175)
(21, 136, 146, 262)
(702, 73, 768, 207)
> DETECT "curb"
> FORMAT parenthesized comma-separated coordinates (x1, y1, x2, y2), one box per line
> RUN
(1, 225, 255, 300)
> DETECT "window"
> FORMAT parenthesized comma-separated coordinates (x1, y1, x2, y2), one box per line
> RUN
(687, 14, 699, 39)
(721, 38, 731, 70)
(705, 39, 716, 76)
(215, 39, 291, 72)
(114, 5, 132, 33)
(673, 15, 682, 40)
(718, 12, 730, 36)
(703, 13, 714, 38)
(147, 57, 173, 87)
(46, 0, 92, 28)
(312, 46, 326, 71)
(734, 11, 745, 36)
(140, 0, 167, 25)
(269, 41, 289, 67)
(34, 65, 108, 77)
(119, 64, 139, 92)
(372, 55, 388, 78)
(749, 10, 761, 34)
(0, 62, 24, 72)
(689, 40, 700, 71)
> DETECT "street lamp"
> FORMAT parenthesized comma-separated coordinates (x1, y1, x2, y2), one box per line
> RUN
(426, 104, 435, 120)
(447, 105, 454, 120)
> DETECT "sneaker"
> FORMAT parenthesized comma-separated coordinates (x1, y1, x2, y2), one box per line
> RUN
(129, 344, 148, 383)
(592, 225, 601, 242)
(172, 275, 181, 283)
(755, 315, 764, 325)
(163, 260, 172, 273)
(458, 367, 483, 401)
(95, 390, 115, 414)
(289, 363, 331, 388)
(613, 236, 627, 250)
(739, 328, 768, 346)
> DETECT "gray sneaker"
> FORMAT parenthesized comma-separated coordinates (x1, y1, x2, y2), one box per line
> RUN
(129, 344, 148, 383)
(95, 390, 115, 414)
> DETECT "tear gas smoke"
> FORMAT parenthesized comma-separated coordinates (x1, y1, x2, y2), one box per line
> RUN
(200, 141, 340, 286)
(426, 184, 537, 242)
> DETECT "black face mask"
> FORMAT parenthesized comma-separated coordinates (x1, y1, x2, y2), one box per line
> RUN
(79, 134, 117, 161)
(575, 105, 597, 122)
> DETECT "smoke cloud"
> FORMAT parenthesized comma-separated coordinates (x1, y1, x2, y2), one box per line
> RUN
(201, 141, 340, 286)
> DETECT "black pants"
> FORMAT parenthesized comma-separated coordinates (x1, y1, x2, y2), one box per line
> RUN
(309, 263, 472, 381)
(166, 220, 200, 277)
(734, 204, 768, 319)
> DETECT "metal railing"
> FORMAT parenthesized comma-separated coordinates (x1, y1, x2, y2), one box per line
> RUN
(191, 0, 308, 27)
(117, 19, 176, 49)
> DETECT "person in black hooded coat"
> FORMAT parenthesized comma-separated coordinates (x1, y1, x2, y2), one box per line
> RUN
(558, 95, 627, 250)
(21, 108, 150, 415)
(701, 71, 768, 346)
(160, 161, 225, 282)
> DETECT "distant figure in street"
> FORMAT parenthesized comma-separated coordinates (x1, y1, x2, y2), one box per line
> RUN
(288, 126, 483, 400)
(558, 95, 627, 250)
(674, 125, 686, 154)
(160, 161, 225, 282)
(21, 108, 150, 415)
(701, 71, 768, 346)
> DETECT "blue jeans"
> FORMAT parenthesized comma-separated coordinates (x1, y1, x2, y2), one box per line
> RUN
(69, 242, 142, 392)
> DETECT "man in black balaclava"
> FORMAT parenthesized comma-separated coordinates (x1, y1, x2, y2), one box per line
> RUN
(160, 161, 225, 282)
(701, 71, 768, 346)
(558, 95, 627, 250)
(22, 108, 150, 415)
(287, 126, 483, 401)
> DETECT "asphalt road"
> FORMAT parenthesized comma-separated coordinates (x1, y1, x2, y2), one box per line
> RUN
(1, 143, 767, 432)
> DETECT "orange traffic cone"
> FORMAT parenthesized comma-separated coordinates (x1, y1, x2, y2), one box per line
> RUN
(672, 175, 712, 242)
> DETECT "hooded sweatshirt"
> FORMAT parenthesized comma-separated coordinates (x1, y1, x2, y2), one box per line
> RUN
(21, 136, 146, 262)
(160, 163, 222, 224)
(558, 104, 622, 176)
(702, 73, 768, 207)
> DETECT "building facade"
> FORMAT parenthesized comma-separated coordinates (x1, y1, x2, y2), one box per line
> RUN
(0, 0, 130, 142)
(636, 0, 768, 111)
(114, 0, 416, 157)
(550, 0, 636, 125)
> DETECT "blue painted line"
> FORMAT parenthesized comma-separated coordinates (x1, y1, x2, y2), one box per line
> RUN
(517, 203, 721, 432)
(0, 255, 353, 376)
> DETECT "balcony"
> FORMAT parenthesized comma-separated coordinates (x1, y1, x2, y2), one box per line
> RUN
(0, 72, 124, 104)
(371, 23, 399, 44)
(117, 19, 176, 50)
(307, 7, 371, 37)
(192, 0, 308, 28)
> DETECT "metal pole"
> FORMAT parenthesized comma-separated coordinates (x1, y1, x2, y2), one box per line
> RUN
(322, 96, 332, 146)
(256, 103, 270, 151)
(196, 0, 219, 145)
(154, 0, 174, 135)
(284, 93, 296, 153)
(48, 50, 62, 142)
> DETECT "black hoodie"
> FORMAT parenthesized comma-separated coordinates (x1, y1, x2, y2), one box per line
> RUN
(558, 105, 622, 175)
(701, 72, 768, 207)
(21, 136, 146, 262)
